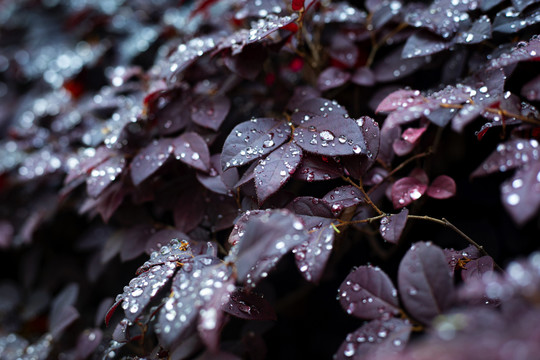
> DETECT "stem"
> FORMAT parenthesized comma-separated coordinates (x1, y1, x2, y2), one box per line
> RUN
(342, 176, 384, 215)
(408, 215, 504, 272)
(366, 22, 408, 67)
(440, 103, 540, 126)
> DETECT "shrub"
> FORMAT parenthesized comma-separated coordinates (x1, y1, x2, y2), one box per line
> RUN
(0, 0, 539, 359)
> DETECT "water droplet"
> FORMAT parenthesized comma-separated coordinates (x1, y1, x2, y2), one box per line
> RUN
(319, 130, 335, 141)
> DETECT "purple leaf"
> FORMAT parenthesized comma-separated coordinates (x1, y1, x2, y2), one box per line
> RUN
(291, 98, 349, 124)
(254, 142, 302, 204)
(487, 35, 540, 68)
(174, 187, 207, 233)
(221, 118, 290, 170)
(334, 318, 412, 360)
(444, 245, 481, 273)
(329, 35, 359, 68)
(224, 43, 268, 80)
(405, 0, 470, 38)
(379, 208, 409, 244)
(49, 283, 80, 338)
(452, 69, 506, 132)
(120, 224, 157, 261)
(375, 89, 424, 114)
(198, 154, 239, 195)
(391, 177, 428, 209)
(500, 160, 540, 225)
(222, 288, 277, 321)
(293, 109, 378, 157)
(471, 139, 540, 177)
(402, 31, 451, 59)
(229, 209, 309, 287)
(427, 175, 456, 199)
(75, 329, 103, 359)
(130, 138, 174, 186)
(157, 259, 232, 348)
(292, 220, 335, 283)
(65, 146, 114, 184)
(145, 229, 190, 255)
(293, 155, 343, 182)
(86, 155, 126, 198)
(351, 67, 375, 86)
(286, 86, 321, 112)
(462, 256, 495, 282)
(317, 67, 351, 91)
(190, 95, 230, 131)
(322, 186, 363, 217)
(493, 6, 540, 34)
(373, 45, 431, 82)
(286, 196, 334, 218)
(338, 265, 400, 320)
(164, 36, 217, 80)
(522, 74, 540, 101)
(454, 15, 492, 44)
(173, 132, 211, 172)
(398, 242, 455, 324)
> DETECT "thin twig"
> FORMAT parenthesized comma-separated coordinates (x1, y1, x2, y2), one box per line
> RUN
(408, 215, 504, 272)
(342, 176, 384, 215)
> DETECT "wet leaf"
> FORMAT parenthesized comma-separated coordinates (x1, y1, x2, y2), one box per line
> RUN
(398, 242, 455, 324)
(402, 31, 451, 59)
(454, 15, 492, 44)
(405, 0, 471, 39)
(427, 175, 456, 199)
(254, 142, 302, 204)
(173, 132, 211, 172)
(373, 45, 431, 82)
(376, 90, 425, 114)
(317, 67, 351, 91)
(334, 318, 412, 360)
(462, 256, 494, 282)
(500, 160, 540, 225)
(471, 139, 540, 177)
(229, 209, 309, 287)
(130, 139, 174, 186)
(222, 288, 276, 321)
(293, 155, 343, 182)
(49, 283, 80, 338)
(86, 155, 126, 198)
(338, 265, 400, 320)
(379, 208, 409, 244)
(221, 118, 290, 170)
(492, 6, 540, 34)
(391, 177, 428, 209)
(292, 220, 335, 283)
(322, 185, 363, 217)
(191, 95, 231, 131)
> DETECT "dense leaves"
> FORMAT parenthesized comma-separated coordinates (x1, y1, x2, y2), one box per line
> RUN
(1, 0, 539, 358)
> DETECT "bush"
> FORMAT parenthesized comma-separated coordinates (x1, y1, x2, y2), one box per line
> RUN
(1, 0, 540, 359)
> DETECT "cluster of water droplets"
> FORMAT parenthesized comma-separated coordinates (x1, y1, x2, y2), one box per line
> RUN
(313, 2, 367, 24)
(292, 222, 335, 282)
(156, 36, 216, 80)
(17, 148, 63, 181)
(475, 139, 539, 176)
(86, 156, 125, 197)
(336, 318, 410, 359)
(0, 332, 53, 360)
(405, 0, 471, 39)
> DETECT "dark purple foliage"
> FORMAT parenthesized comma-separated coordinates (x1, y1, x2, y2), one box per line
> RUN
(338, 265, 400, 319)
(398, 242, 455, 324)
(1, 0, 539, 358)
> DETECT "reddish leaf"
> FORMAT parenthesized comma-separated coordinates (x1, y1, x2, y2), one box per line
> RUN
(398, 242, 455, 324)
(427, 175, 456, 199)
(292, 0, 305, 11)
(379, 208, 409, 244)
(444, 245, 481, 274)
(391, 177, 428, 209)
(375, 89, 424, 114)
(338, 265, 400, 320)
